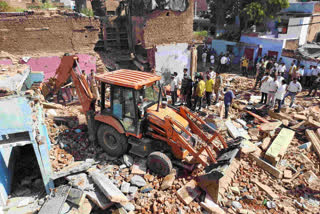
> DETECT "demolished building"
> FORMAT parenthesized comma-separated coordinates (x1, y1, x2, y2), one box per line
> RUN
(100, 0, 197, 82)
(0, 64, 53, 208)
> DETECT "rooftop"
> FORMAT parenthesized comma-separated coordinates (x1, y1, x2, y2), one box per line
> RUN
(96, 69, 161, 90)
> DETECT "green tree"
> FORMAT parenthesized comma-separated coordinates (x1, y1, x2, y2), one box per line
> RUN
(243, 0, 289, 24)
(207, 0, 289, 38)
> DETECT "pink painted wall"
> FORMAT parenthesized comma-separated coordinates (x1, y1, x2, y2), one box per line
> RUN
(17, 54, 96, 81)
(0, 59, 13, 65)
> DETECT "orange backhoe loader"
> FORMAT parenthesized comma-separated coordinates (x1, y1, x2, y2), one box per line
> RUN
(51, 55, 241, 180)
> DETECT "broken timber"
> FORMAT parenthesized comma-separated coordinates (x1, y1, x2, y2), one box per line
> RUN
(249, 154, 282, 179)
(305, 129, 320, 158)
(90, 171, 128, 203)
(265, 128, 295, 166)
(245, 110, 269, 123)
(38, 185, 71, 214)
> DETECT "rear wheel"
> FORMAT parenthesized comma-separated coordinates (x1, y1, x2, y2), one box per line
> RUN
(147, 152, 172, 177)
(97, 124, 128, 157)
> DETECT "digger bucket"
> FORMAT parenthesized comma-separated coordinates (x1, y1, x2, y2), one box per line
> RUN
(196, 137, 242, 203)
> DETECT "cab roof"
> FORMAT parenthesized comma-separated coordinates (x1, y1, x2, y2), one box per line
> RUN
(96, 69, 161, 90)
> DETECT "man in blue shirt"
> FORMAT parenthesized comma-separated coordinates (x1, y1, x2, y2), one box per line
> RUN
(224, 87, 235, 119)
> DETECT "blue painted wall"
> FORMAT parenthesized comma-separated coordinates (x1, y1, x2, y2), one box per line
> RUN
(240, 36, 285, 61)
(281, 2, 315, 14)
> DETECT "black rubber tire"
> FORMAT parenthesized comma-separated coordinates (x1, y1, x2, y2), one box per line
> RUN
(147, 152, 172, 177)
(97, 124, 128, 158)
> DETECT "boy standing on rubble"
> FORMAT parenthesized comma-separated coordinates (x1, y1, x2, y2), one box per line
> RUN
(224, 87, 235, 119)
(260, 73, 273, 104)
(275, 80, 287, 113)
(267, 74, 279, 108)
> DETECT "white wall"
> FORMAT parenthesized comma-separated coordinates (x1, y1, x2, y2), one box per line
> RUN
(155, 43, 191, 85)
(299, 17, 311, 46)
(278, 17, 311, 46)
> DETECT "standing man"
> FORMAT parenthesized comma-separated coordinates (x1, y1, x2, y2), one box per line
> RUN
(282, 78, 302, 108)
(260, 73, 273, 104)
(275, 80, 287, 113)
(205, 75, 214, 108)
(287, 62, 297, 82)
(267, 74, 279, 108)
(89, 69, 100, 101)
(208, 66, 216, 80)
(170, 72, 178, 105)
(278, 62, 286, 77)
(224, 87, 235, 119)
(180, 73, 189, 105)
(220, 54, 228, 73)
(193, 76, 205, 111)
(202, 51, 207, 68)
(254, 61, 264, 89)
(213, 71, 223, 104)
(305, 65, 313, 88)
(241, 57, 249, 77)
(210, 54, 215, 67)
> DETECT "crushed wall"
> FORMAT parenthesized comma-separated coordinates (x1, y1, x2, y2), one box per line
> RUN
(307, 15, 320, 43)
(0, 14, 100, 54)
(132, 0, 194, 48)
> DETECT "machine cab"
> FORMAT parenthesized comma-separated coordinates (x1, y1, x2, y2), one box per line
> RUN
(96, 70, 161, 138)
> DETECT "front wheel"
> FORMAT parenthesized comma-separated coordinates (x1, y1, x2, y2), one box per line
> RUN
(97, 124, 128, 157)
(147, 152, 172, 177)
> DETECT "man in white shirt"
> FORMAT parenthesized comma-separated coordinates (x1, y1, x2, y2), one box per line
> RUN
(275, 79, 287, 113)
(282, 78, 302, 107)
(260, 73, 273, 104)
(220, 55, 228, 73)
(210, 54, 215, 66)
(278, 63, 286, 77)
(267, 75, 279, 108)
(170, 72, 178, 105)
(275, 73, 285, 85)
(202, 52, 207, 67)
(208, 66, 216, 80)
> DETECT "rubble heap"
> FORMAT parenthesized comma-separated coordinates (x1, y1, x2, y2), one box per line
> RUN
(35, 74, 320, 214)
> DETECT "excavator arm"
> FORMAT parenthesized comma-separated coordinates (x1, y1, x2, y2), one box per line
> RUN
(54, 55, 96, 114)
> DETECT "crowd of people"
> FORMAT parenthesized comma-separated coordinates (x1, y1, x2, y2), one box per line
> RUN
(201, 47, 234, 74)
(170, 53, 320, 119)
(252, 56, 320, 112)
(170, 66, 235, 119)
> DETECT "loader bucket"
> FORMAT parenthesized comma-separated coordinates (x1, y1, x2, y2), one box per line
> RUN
(197, 138, 242, 203)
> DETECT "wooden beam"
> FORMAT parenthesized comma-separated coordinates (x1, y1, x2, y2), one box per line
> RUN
(306, 129, 320, 158)
(249, 154, 283, 179)
(265, 128, 295, 166)
(245, 110, 269, 123)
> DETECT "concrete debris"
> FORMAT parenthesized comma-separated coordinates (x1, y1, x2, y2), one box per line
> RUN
(130, 175, 146, 187)
(89, 170, 129, 203)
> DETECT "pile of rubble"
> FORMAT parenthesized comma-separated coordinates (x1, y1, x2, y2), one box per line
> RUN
(35, 74, 320, 214)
